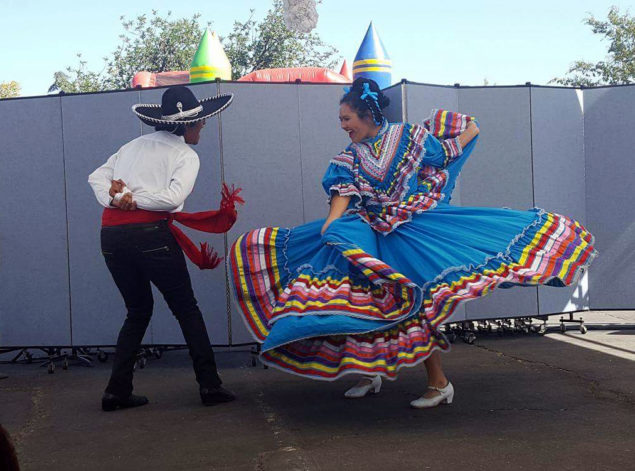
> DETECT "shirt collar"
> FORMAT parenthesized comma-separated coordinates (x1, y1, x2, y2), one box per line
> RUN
(157, 130, 186, 143)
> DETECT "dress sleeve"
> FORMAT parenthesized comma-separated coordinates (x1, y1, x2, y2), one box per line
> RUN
(321, 150, 361, 203)
(420, 110, 477, 168)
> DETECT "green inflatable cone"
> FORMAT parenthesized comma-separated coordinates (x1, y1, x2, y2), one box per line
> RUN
(190, 30, 232, 83)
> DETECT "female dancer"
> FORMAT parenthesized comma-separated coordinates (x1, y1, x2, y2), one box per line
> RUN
(230, 78, 596, 408)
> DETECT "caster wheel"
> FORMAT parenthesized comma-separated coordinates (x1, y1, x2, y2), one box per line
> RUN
(251, 357, 257, 367)
(464, 333, 476, 344)
(26, 353, 33, 364)
(97, 351, 108, 363)
(48, 363, 55, 374)
(560, 323, 566, 333)
(448, 333, 457, 343)
(138, 358, 147, 369)
(580, 325, 588, 334)
(62, 360, 69, 370)
(154, 349, 162, 359)
(538, 324, 547, 335)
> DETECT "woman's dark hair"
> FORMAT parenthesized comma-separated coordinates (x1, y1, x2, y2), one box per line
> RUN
(154, 121, 198, 136)
(340, 78, 390, 124)
(0, 425, 20, 471)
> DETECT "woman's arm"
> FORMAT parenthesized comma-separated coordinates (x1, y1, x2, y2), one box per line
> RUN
(321, 194, 351, 234)
(457, 121, 479, 148)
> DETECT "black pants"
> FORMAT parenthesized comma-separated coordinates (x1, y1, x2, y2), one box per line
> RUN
(101, 221, 222, 397)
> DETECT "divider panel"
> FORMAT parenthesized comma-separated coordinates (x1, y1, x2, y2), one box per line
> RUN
(220, 82, 304, 344)
(584, 86, 635, 309)
(458, 87, 539, 319)
(0, 96, 71, 346)
(62, 91, 142, 345)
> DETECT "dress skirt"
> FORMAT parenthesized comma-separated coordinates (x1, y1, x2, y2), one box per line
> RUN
(229, 204, 596, 380)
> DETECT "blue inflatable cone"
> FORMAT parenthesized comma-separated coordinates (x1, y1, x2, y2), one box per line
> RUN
(353, 22, 392, 89)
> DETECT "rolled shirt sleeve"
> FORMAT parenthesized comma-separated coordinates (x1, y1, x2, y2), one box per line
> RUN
(88, 152, 118, 208)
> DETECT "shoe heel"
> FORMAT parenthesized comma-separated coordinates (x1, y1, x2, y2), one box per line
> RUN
(443, 391, 454, 404)
(372, 384, 381, 394)
(102, 401, 117, 412)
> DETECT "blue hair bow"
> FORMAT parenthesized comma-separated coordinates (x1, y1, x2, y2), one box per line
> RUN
(360, 82, 378, 104)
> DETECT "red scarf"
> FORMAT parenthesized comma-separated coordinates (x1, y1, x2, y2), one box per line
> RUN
(102, 184, 244, 270)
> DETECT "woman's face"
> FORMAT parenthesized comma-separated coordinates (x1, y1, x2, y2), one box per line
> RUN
(339, 103, 377, 143)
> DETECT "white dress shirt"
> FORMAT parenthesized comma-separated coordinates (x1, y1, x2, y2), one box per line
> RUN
(88, 131, 200, 213)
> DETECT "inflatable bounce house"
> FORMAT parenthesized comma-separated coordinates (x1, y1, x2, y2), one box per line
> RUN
(237, 66, 348, 83)
(131, 22, 390, 88)
(130, 29, 230, 88)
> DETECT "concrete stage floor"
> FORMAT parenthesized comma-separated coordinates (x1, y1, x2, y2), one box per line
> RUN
(1, 311, 634, 470)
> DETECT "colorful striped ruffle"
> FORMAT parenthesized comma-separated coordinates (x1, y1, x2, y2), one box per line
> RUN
(230, 227, 288, 342)
(423, 109, 473, 139)
(261, 317, 450, 380)
(423, 109, 473, 167)
(230, 209, 596, 380)
(420, 211, 596, 330)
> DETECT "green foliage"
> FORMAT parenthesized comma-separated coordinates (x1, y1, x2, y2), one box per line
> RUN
(48, 55, 104, 93)
(50, 1, 340, 94)
(553, 6, 635, 86)
(105, 11, 209, 89)
(0, 81, 21, 98)
(224, 0, 339, 79)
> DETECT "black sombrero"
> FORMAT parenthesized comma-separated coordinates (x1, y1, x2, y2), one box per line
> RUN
(132, 86, 233, 126)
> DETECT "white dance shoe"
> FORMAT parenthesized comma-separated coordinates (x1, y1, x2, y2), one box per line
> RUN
(410, 381, 454, 409)
(344, 375, 382, 398)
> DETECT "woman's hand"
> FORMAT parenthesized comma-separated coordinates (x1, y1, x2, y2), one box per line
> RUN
(458, 121, 480, 148)
(322, 194, 351, 234)
(321, 217, 336, 235)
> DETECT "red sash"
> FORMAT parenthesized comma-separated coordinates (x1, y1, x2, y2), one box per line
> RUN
(102, 184, 244, 270)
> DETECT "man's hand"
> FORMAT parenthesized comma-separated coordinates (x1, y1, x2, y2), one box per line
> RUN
(112, 192, 137, 211)
(109, 179, 126, 197)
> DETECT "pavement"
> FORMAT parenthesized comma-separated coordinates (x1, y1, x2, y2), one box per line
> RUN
(1, 310, 634, 471)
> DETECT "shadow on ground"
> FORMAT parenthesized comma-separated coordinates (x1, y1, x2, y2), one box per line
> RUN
(1, 333, 634, 471)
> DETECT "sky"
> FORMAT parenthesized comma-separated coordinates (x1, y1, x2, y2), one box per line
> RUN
(1, 0, 632, 97)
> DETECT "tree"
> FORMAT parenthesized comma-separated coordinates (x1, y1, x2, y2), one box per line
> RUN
(50, 1, 340, 93)
(0, 81, 20, 98)
(49, 11, 206, 93)
(105, 11, 209, 90)
(224, 0, 339, 79)
(553, 6, 634, 86)
(48, 55, 104, 93)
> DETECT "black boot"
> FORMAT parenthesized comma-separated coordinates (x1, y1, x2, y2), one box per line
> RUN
(102, 392, 149, 411)
(200, 386, 236, 406)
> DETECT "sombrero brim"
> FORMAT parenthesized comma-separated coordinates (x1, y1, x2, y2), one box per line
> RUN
(132, 94, 233, 126)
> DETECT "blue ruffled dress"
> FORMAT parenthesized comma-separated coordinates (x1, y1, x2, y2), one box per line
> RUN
(229, 111, 596, 380)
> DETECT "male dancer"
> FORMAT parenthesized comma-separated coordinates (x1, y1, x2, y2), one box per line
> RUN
(89, 86, 241, 411)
